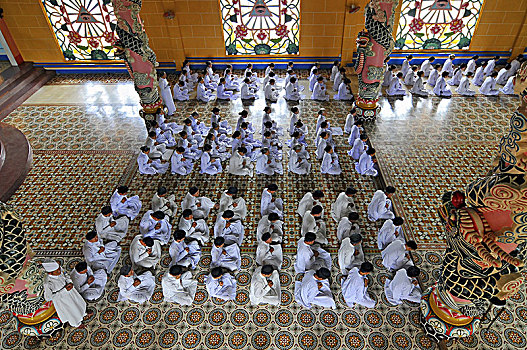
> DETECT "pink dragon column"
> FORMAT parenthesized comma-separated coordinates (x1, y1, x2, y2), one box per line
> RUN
(354, 0, 399, 121)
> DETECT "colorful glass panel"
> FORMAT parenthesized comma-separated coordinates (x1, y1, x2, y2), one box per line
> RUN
(395, 0, 484, 50)
(41, 0, 117, 60)
(220, 0, 300, 55)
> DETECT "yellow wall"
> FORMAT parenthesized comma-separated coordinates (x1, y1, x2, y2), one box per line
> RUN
(4, 0, 527, 67)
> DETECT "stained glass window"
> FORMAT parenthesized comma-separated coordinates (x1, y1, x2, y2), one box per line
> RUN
(395, 0, 484, 50)
(220, 0, 300, 55)
(41, 0, 117, 60)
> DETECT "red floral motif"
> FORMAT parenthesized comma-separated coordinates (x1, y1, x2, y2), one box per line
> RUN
(234, 8, 240, 14)
(430, 24, 442, 35)
(450, 19, 464, 33)
(235, 25, 248, 38)
(257, 31, 267, 41)
(233, 0, 239, 3)
(281, 8, 287, 15)
(67, 31, 82, 45)
(275, 25, 289, 38)
(281, 0, 288, 5)
(415, 1, 421, 8)
(460, 2, 469, 9)
(88, 38, 99, 48)
(409, 18, 424, 33)
(103, 31, 115, 44)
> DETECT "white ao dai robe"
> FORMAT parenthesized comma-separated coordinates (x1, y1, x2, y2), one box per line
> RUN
(110, 190, 142, 220)
(337, 217, 360, 242)
(288, 149, 311, 175)
(331, 192, 356, 223)
(500, 76, 515, 94)
(206, 273, 237, 300)
(312, 82, 329, 101)
(384, 269, 422, 305)
(387, 78, 406, 96)
(162, 271, 197, 305)
(118, 272, 155, 304)
(219, 192, 247, 220)
(294, 270, 335, 309)
(70, 266, 107, 301)
(341, 267, 376, 308)
(211, 244, 241, 271)
(159, 77, 176, 115)
(82, 238, 121, 273)
(178, 216, 209, 244)
(321, 152, 342, 175)
(355, 152, 377, 176)
(367, 190, 394, 221)
(249, 268, 281, 306)
(256, 241, 283, 269)
(338, 237, 364, 275)
(410, 77, 429, 96)
(377, 219, 405, 250)
(261, 189, 284, 217)
(433, 77, 451, 97)
(381, 240, 412, 271)
(479, 77, 499, 95)
(95, 213, 129, 242)
(44, 270, 86, 327)
(181, 192, 214, 219)
(169, 240, 201, 269)
(214, 217, 244, 246)
(152, 193, 177, 218)
(139, 210, 172, 244)
(456, 76, 475, 96)
(294, 237, 332, 273)
(129, 235, 162, 269)
(137, 152, 169, 175)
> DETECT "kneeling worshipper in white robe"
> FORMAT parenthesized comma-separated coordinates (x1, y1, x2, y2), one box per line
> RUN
(139, 210, 172, 245)
(200, 144, 223, 175)
(159, 72, 176, 115)
(43, 260, 88, 327)
(355, 148, 378, 177)
(387, 72, 406, 96)
(82, 230, 121, 274)
(316, 132, 330, 160)
(219, 186, 247, 221)
(145, 131, 173, 161)
(312, 77, 330, 101)
(256, 232, 283, 269)
(473, 62, 486, 86)
(171, 147, 194, 176)
(217, 78, 237, 100)
(261, 183, 284, 217)
(337, 212, 361, 243)
(367, 186, 395, 222)
(285, 77, 301, 101)
(264, 79, 280, 101)
(250, 265, 281, 306)
(294, 232, 332, 274)
(206, 267, 237, 301)
(447, 64, 465, 86)
(152, 186, 177, 219)
(345, 109, 360, 136)
(427, 64, 441, 87)
(257, 212, 284, 243)
(341, 262, 376, 308)
(385, 266, 422, 305)
(196, 77, 215, 102)
(95, 205, 129, 242)
(297, 190, 324, 219)
(228, 147, 254, 176)
(169, 229, 201, 269)
(403, 66, 417, 86)
(331, 187, 357, 223)
(420, 57, 435, 77)
(295, 268, 336, 309)
(173, 80, 189, 101)
(289, 144, 311, 175)
(334, 78, 354, 100)
(70, 261, 107, 301)
(129, 235, 162, 270)
(138, 146, 169, 175)
(301, 205, 327, 245)
(214, 210, 244, 246)
(433, 71, 452, 97)
(240, 77, 258, 100)
(496, 64, 511, 85)
(349, 133, 369, 160)
(382, 240, 417, 271)
(456, 72, 476, 96)
(179, 209, 210, 244)
(378, 217, 405, 250)
(410, 71, 429, 97)
(181, 186, 216, 220)
(500, 75, 516, 95)
(338, 234, 365, 275)
(211, 236, 241, 271)
(256, 148, 283, 175)
(118, 265, 155, 304)
(110, 186, 142, 220)
(480, 72, 500, 96)
(321, 145, 342, 175)
(162, 265, 197, 305)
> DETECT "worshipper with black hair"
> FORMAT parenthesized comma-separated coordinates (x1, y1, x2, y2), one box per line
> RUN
(295, 267, 336, 309)
(138, 146, 169, 175)
(43, 259, 89, 327)
(214, 210, 244, 246)
(110, 185, 142, 220)
(285, 76, 301, 101)
(344, 108, 359, 136)
(321, 145, 342, 175)
(410, 71, 429, 97)
(117, 265, 155, 304)
(256, 232, 283, 269)
(331, 187, 357, 223)
(289, 144, 311, 175)
(378, 217, 405, 250)
(145, 130, 173, 161)
(341, 261, 376, 308)
(479, 71, 500, 96)
(181, 186, 216, 220)
(129, 235, 162, 270)
(171, 146, 194, 176)
(367, 186, 396, 221)
(349, 133, 369, 161)
(316, 132, 330, 160)
(256, 148, 283, 175)
(82, 230, 121, 274)
(334, 77, 354, 101)
(219, 186, 247, 220)
(200, 144, 223, 175)
(301, 205, 327, 245)
(457, 71, 476, 96)
(257, 212, 283, 243)
(211, 236, 241, 271)
(427, 64, 441, 87)
(312, 76, 330, 101)
(382, 240, 417, 271)
(386, 72, 406, 96)
(70, 260, 107, 301)
(95, 205, 129, 242)
(294, 232, 332, 274)
(420, 56, 435, 77)
(178, 209, 210, 244)
(338, 234, 365, 275)
(250, 265, 281, 306)
(297, 190, 324, 218)
(169, 229, 201, 269)
(162, 264, 198, 305)
(337, 212, 361, 242)
(158, 71, 176, 115)
(356, 147, 378, 176)
(384, 266, 422, 305)
(261, 183, 284, 217)
(228, 146, 254, 176)
(433, 71, 452, 97)
(151, 186, 177, 218)
(139, 210, 172, 245)
(206, 267, 237, 301)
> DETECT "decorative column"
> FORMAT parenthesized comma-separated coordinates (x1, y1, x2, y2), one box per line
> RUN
(111, 0, 162, 123)
(354, 0, 399, 121)
(420, 68, 527, 342)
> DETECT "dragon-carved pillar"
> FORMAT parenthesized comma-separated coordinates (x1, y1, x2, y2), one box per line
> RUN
(354, 0, 399, 122)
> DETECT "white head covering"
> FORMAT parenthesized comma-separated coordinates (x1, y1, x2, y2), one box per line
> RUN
(42, 260, 60, 273)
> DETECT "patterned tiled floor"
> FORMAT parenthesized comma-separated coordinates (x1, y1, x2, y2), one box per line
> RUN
(1, 73, 526, 349)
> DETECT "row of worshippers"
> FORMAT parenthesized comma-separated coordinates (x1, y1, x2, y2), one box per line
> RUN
(158, 60, 355, 106)
(383, 54, 523, 97)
